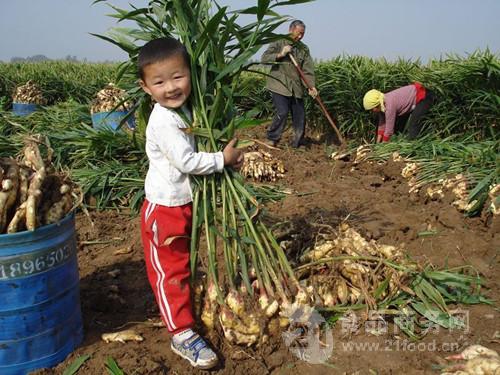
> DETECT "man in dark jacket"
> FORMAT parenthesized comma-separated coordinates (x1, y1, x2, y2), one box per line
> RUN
(261, 20, 318, 148)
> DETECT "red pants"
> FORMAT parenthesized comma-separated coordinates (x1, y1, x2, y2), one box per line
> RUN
(140, 199, 194, 334)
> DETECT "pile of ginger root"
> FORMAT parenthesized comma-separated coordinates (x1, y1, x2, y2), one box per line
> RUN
(0, 135, 76, 234)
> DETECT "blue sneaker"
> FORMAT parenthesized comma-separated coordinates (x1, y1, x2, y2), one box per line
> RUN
(171, 331, 218, 369)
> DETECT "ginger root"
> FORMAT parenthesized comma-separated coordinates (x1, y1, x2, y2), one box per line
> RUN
(0, 160, 19, 233)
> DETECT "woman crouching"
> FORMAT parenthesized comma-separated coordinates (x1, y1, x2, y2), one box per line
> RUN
(363, 83, 435, 142)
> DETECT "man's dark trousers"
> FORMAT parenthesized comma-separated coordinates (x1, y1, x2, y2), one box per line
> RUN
(267, 91, 305, 146)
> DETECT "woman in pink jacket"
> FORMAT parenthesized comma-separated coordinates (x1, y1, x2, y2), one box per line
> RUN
(363, 83, 435, 142)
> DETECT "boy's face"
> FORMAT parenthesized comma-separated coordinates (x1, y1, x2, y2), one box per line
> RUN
(140, 54, 191, 109)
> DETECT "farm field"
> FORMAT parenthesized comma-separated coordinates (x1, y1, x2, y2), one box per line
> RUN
(1, 2, 499, 374)
(0, 53, 497, 374)
(28, 127, 499, 375)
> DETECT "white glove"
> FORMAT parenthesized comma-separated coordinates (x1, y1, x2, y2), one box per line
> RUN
(308, 87, 318, 99)
(278, 45, 292, 59)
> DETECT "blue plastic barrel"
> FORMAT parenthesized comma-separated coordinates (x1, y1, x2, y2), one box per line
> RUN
(91, 111, 135, 131)
(0, 214, 83, 375)
(12, 103, 38, 116)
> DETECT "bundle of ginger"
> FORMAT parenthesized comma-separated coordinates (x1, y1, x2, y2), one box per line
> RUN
(0, 136, 75, 234)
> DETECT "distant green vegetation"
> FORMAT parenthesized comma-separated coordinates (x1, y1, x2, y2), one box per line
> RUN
(0, 61, 117, 105)
(1, 50, 498, 141)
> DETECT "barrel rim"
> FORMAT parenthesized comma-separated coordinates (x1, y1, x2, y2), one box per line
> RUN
(91, 110, 128, 116)
(0, 212, 74, 241)
(12, 102, 39, 107)
(91, 111, 135, 130)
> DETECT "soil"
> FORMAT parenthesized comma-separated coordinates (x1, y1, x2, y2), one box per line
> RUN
(33, 129, 499, 375)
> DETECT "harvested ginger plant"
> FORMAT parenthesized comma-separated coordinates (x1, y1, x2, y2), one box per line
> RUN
(292, 222, 487, 339)
(240, 149, 285, 182)
(12, 80, 47, 105)
(199, 277, 294, 347)
(90, 83, 132, 114)
(0, 135, 76, 234)
(488, 184, 500, 215)
(298, 223, 407, 309)
(197, 224, 418, 346)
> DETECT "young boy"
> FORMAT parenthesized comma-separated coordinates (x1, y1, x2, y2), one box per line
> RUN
(138, 37, 243, 369)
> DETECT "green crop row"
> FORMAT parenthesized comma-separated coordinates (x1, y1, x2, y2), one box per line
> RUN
(0, 61, 118, 105)
(239, 50, 499, 140)
(1, 50, 498, 140)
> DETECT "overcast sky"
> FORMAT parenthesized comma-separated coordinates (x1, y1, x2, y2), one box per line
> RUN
(1, 0, 499, 62)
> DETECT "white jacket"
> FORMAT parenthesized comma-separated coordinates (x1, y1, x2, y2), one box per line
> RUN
(144, 103, 224, 207)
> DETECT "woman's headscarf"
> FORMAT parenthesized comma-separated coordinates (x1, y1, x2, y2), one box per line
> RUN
(363, 89, 385, 112)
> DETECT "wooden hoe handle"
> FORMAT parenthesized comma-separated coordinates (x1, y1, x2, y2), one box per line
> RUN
(289, 54, 346, 145)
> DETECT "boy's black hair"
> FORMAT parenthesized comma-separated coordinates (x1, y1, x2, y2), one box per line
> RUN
(137, 37, 190, 80)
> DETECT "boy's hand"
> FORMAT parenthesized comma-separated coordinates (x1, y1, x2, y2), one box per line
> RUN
(223, 138, 243, 169)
